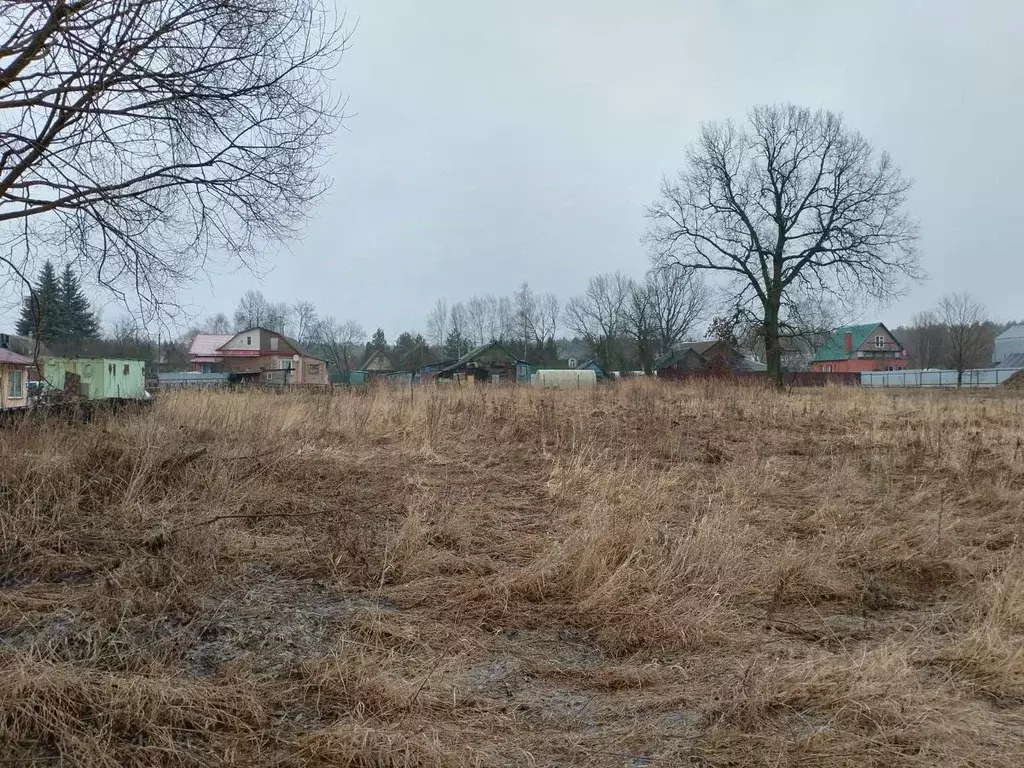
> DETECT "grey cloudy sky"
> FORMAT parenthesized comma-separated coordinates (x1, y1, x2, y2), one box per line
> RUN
(182, 0, 1024, 337)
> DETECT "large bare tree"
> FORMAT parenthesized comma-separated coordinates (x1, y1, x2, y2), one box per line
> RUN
(0, 0, 344, 323)
(565, 272, 629, 372)
(291, 300, 320, 346)
(937, 292, 989, 387)
(533, 293, 560, 347)
(647, 265, 710, 358)
(310, 316, 364, 378)
(233, 289, 288, 333)
(622, 279, 657, 373)
(425, 298, 448, 351)
(645, 104, 921, 383)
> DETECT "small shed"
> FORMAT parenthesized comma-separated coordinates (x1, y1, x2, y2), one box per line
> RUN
(43, 358, 147, 400)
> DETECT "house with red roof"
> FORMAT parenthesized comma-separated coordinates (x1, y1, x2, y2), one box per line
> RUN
(188, 327, 328, 385)
(809, 323, 908, 373)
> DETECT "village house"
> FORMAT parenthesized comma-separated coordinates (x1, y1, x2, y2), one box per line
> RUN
(809, 323, 907, 373)
(656, 340, 766, 378)
(435, 341, 530, 384)
(0, 346, 33, 409)
(188, 327, 329, 385)
(359, 349, 397, 380)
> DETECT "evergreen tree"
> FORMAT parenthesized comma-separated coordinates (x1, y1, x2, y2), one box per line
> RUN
(16, 261, 62, 341)
(443, 327, 468, 360)
(59, 266, 99, 340)
(370, 327, 388, 352)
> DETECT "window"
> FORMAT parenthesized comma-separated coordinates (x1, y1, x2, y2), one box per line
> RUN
(8, 369, 23, 398)
(307, 364, 321, 377)
(123, 364, 130, 376)
(246, 335, 252, 346)
(875, 335, 885, 348)
(270, 336, 278, 351)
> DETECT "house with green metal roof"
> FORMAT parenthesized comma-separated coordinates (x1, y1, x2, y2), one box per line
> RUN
(809, 322, 907, 373)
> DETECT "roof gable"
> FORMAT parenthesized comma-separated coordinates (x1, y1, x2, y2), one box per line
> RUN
(361, 349, 394, 371)
(655, 340, 729, 369)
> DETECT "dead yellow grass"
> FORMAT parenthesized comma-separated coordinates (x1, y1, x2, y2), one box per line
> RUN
(1, 380, 1023, 765)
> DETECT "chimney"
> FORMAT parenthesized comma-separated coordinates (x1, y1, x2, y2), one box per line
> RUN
(843, 332, 853, 355)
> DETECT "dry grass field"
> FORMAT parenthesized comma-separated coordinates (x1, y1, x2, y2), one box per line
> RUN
(1, 380, 1023, 766)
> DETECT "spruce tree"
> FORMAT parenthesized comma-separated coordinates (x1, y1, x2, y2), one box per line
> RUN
(59, 266, 99, 340)
(16, 261, 62, 341)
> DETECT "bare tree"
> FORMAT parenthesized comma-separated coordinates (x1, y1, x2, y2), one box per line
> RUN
(565, 272, 629, 372)
(311, 316, 365, 378)
(466, 295, 492, 346)
(908, 310, 947, 369)
(645, 104, 921, 384)
(234, 290, 288, 332)
(204, 313, 233, 334)
(495, 295, 515, 344)
(109, 315, 142, 346)
(0, 1, 345, 324)
(622, 279, 658, 373)
(533, 293, 560, 347)
(937, 293, 989, 387)
(291, 301, 319, 345)
(425, 299, 448, 351)
(647, 265, 710, 358)
(513, 282, 538, 358)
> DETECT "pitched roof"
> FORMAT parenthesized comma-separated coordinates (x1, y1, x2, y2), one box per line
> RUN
(437, 341, 523, 374)
(188, 333, 233, 357)
(360, 348, 394, 370)
(996, 325, 1024, 342)
(811, 323, 898, 362)
(0, 348, 34, 365)
(654, 340, 721, 369)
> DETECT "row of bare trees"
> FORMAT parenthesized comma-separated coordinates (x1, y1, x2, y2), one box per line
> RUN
(420, 266, 711, 371)
(424, 283, 562, 363)
(564, 266, 710, 373)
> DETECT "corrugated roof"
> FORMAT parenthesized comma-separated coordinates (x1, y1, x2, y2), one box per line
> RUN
(811, 323, 884, 362)
(996, 325, 1024, 341)
(999, 352, 1024, 369)
(188, 333, 233, 357)
(0, 348, 35, 365)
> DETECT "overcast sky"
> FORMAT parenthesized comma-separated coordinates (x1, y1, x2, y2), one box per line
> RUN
(178, 0, 1023, 337)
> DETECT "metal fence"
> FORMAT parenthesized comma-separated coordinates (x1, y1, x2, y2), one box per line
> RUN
(860, 368, 1020, 388)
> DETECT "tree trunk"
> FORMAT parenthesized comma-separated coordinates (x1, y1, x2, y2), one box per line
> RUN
(763, 301, 783, 387)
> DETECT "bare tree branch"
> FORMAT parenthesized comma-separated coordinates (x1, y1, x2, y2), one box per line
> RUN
(0, 0, 347, 325)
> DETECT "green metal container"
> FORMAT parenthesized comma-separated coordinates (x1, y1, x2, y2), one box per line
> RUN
(43, 358, 147, 400)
